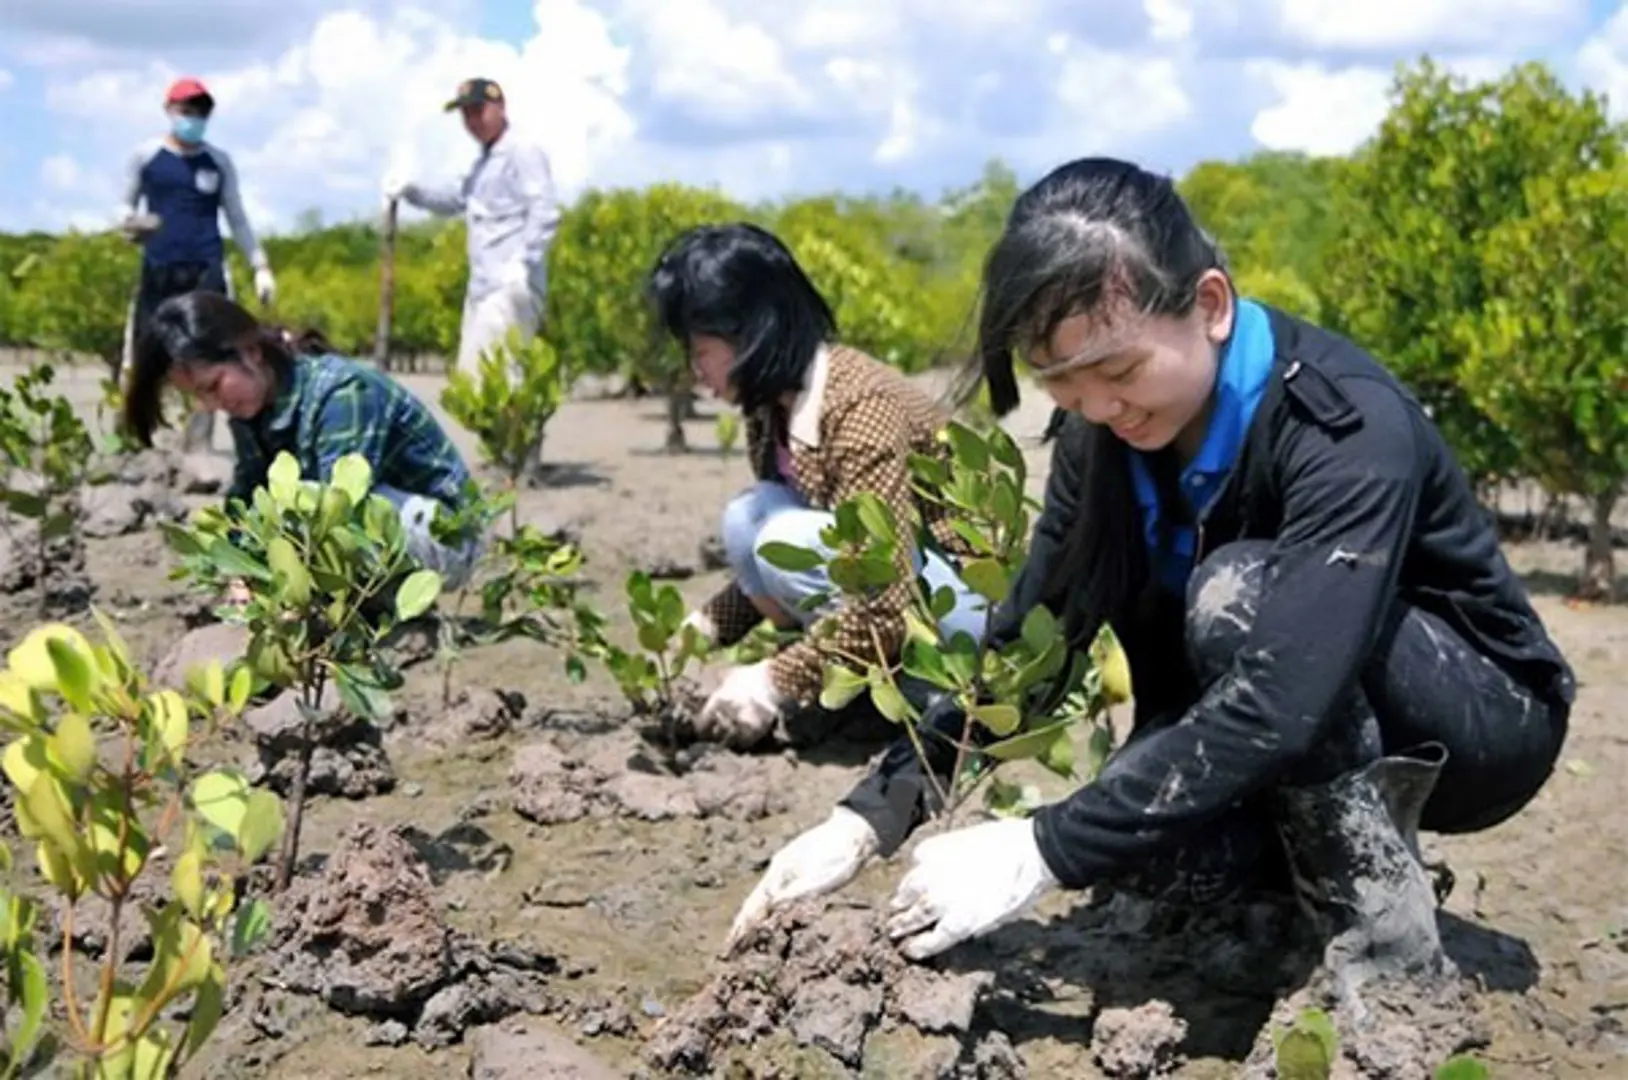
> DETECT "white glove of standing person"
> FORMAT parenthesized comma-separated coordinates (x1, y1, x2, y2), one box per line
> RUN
(381, 170, 412, 202)
(695, 660, 787, 749)
(886, 815, 1059, 961)
(727, 806, 879, 952)
(254, 267, 277, 307)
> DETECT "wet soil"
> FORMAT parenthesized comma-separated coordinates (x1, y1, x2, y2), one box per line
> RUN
(3, 354, 1627, 1078)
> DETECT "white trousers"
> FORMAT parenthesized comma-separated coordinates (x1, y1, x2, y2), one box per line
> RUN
(456, 282, 543, 380)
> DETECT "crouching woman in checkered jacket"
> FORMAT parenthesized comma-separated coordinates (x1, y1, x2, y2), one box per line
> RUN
(647, 222, 991, 750)
(123, 290, 485, 595)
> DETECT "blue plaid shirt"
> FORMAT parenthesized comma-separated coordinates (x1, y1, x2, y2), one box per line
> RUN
(226, 353, 472, 511)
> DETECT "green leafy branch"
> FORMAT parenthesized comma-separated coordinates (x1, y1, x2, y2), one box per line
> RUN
(0, 619, 280, 1077)
(0, 362, 95, 615)
(159, 452, 441, 890)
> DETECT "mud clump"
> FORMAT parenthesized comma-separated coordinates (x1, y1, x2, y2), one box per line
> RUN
(246, 690, 396, 799)
(264, 822, 556, 1050)
(509, 728, 796, 824)
(1090, 1000, 1188, 1078)
(418, 687, 525, 752)
(0, 513, 93, 615)
(646, 899, 1024, 1078)
(1241, 966, 1489, 1080)
(470, 1022, 621, 1079)
(150, 622, 250, 690)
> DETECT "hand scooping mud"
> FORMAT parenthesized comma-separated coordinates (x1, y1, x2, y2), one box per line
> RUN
(725, 806, 879, 953)
(695, 660, 786, 750)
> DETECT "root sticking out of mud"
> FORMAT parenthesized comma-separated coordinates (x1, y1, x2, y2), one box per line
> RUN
(260, 823, 557, 1051)
(509, 726, 797, 824)
(247, 691, 396, 799)
(646, 899, 1025, 1078)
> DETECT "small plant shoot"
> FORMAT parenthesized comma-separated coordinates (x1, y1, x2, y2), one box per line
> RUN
(0, 619, 281, 1076)
(596, 571, 712, 742)
(755, 420, 1128, 814)
(0, 362, 95, 615)
(160, 451, 440, 889)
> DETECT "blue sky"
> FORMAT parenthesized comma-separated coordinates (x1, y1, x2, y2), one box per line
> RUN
(3, 0, 1628, 236)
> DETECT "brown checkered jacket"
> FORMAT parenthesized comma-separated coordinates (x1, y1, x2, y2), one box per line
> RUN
(701, 344, 980, 704)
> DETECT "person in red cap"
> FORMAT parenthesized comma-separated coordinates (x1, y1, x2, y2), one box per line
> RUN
(382, 77, 561, 478)
(117, 76, 277, 452)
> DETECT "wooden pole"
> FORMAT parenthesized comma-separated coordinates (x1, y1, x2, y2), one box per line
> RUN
(374, 196, 399, 370)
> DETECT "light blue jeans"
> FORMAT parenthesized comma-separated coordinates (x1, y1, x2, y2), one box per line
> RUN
(376, 484, 484, 593)
(721, 481, 991, 647)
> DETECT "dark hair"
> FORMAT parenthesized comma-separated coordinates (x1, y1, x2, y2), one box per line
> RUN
(645, 222, 837, 413)
(123, 291, 313, 446)
(969, 158, 1228, 648)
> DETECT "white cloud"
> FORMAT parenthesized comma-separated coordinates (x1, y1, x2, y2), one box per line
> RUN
(1271, 0, 1582, 50)
(1054, 39, 1192, 141)
(1246, 61, 1395, 155)
(0, 69, 13, 92)
(1577, 5, 1628, 117)
(1145, 0, 1195, 43)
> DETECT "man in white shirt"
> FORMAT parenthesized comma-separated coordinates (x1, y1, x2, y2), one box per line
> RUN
(384, 78, 562, 385)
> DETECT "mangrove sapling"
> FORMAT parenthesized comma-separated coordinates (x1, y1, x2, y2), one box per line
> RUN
(159, 452, 441, 890)
(756, 420, 1123, 816)
(0, 619, 280, 1076)
(0, 363, 95, 615)
(440, 329, 566, 518)
(595, 571, 712, 746)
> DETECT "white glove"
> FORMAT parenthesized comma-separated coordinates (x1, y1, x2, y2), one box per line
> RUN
(499, 261, 540, 298)
(254, 267, 276, 307)
(727, 806, 879, 952)
(382, 171, 411, 201)
(696, 660, 786, 749)
(681, 609, 716, 644)
(886, 815, 1059, 961)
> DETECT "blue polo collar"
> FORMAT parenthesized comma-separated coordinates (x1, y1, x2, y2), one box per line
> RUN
(1128, 297, 1275, 593)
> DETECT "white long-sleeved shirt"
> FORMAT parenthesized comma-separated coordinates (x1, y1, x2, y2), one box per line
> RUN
(402, 125, 561, 303)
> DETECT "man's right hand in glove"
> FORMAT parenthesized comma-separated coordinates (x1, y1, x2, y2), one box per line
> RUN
(725, 806, 879, 952)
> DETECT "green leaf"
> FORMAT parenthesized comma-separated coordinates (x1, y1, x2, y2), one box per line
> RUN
(13, 950, 48, 1067)
(943, 422, 990, 470)
(238, 789, 284, 864)
(820, 665, 868, 711)
(334, 664, 392, 722)
(1274, 1007, 1339, 1080)
(961, 558, 1009, 604)
(227, 663, 254, 713)
(184, 964, 227, 1056)
(868, 672, 914, 724)
(266, 536, 311, 607)
(191, 769, 251, 841)
(231, 899, 273, 957)
(330, 454, 373, 504)
(755, 541, 825, 572)
(1020, 605, 1057, 655)
(50, 710, 96, 781)
(395, 569, 442, 621)
(984, 720, 1072, 761)
(267, 452, 301, 505)
(854, 493, 897, 544)
(172, 848, 205, 918)
(1434, 1056, 1490, 1080)
(969, 703, 1021, 736)
(205, 536, 273, 582)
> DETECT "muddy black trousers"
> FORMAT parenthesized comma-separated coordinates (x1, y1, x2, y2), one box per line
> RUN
(1104, 540, 1570, 903)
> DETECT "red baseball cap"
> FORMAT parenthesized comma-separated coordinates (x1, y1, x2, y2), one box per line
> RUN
(165, 77, 214, 108)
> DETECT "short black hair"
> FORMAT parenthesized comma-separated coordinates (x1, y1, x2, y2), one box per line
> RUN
(646, 222, 837, 413)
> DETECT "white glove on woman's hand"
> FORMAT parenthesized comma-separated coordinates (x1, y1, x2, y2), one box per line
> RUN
(886, 815, 1058, 961)
(253, 267, 277, 306)
(696, 660, 786, 749)
(726, 806, 879, 952)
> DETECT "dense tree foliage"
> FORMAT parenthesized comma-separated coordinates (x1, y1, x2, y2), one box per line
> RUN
(4, 57, 1625, 595)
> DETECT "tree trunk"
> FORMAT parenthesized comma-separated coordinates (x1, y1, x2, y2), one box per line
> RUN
(1581, 489, 1619, 602)
(374, 196, 399, 372)
(665, 389, 688, 453)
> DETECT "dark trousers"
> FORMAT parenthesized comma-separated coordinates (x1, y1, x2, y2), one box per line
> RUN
(136, 260, 229, 450)
(1105, 540, 1568, 903)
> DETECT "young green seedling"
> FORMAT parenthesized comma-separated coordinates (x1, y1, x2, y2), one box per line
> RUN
(1273, 1006, 1339, 1080)
(756, 420, 1120, 815)
(440, 328, 566, 529)
(0, 618, 279, 1077)
(160, 451, 441, 890)
(595, 571, 712, 745)
(0, 363, 95, 615)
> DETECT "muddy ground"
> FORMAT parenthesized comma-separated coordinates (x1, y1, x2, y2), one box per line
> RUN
(2, 353, 1626, 1078)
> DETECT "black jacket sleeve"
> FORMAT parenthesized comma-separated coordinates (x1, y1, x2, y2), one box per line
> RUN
(1031, 377, 1425, 888)
(840, 410, 1090, 855)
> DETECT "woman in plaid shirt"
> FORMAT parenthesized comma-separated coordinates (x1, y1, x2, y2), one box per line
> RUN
(647, 223, 992, 749)
(123, 291, 483, 591)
